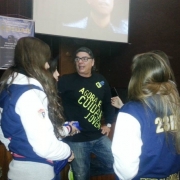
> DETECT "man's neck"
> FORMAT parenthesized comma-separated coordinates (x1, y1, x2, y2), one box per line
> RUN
(78, 72, 92, 78)
(90, 13, 111, 28)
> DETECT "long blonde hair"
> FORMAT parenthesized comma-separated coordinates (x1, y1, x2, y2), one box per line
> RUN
(128, 52, 180, 153)
(0, 37, 64, 138)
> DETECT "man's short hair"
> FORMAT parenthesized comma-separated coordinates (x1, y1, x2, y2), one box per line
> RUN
(75, 47, 94, 58)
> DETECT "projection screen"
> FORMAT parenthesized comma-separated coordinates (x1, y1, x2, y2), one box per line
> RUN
(33, 0, 130, 43)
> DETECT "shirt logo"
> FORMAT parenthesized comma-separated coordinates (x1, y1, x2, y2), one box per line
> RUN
(96, 81, 105, 88)
(38, 109, 46, 118)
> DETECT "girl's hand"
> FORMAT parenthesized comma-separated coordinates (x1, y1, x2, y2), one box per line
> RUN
(69, 121, 80, 136)
(111, 96, 124, 109)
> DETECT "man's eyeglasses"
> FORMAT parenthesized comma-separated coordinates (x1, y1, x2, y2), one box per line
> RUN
(75, 57, 92, 62)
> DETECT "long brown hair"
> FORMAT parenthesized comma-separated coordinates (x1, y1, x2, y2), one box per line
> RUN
(150, 50, 176, 83)
(0, 37, 64, 138)
(128, 52, 180, 153)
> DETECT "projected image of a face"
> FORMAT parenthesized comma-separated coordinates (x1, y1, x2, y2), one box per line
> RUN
(89, 0, 114, 15)
(33, 0, 129, 43)
(87, 0, 114, 28)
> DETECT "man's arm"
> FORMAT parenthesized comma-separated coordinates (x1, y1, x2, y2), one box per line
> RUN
(101, 78, 115, 136)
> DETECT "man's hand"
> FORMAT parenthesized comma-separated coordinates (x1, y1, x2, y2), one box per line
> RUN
(101, 125, 111, 136)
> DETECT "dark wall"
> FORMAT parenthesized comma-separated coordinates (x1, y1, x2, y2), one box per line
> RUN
(100, 0, 180, 89)
(0, 0, 32, 19)
(1, 0, 180, 93)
